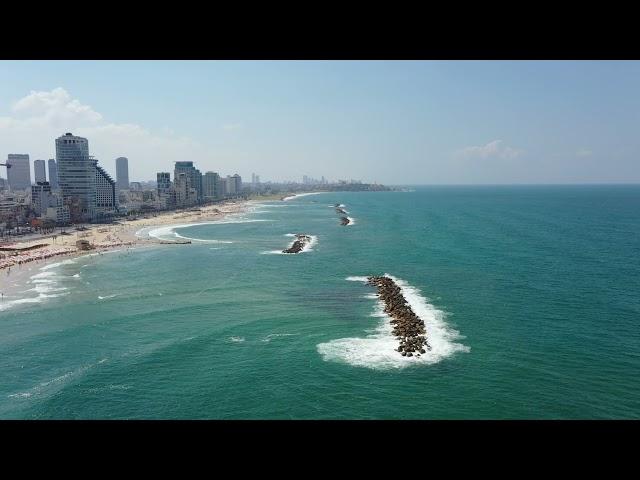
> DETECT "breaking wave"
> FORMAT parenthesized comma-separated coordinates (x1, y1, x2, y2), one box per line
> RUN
(317, 275, 469, 370)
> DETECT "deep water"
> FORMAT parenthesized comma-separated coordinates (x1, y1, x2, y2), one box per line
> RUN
(1, 185, 639, 419)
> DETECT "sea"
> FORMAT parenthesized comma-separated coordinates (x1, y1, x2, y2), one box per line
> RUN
(0, 185, 639, 419)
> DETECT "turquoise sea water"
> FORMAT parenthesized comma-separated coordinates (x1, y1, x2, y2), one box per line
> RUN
(1, 185, 639, 419)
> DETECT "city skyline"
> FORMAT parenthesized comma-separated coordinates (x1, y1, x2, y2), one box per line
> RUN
(1, 61, 639, 185)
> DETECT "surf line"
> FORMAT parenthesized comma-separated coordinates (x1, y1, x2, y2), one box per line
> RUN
(366, 275, 431, 357)
(334, 203, 354, 226)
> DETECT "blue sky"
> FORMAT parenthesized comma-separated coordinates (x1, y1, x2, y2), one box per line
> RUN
(0, 60, 638, 184)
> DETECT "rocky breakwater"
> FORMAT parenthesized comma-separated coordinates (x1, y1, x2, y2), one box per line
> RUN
(366, 275, 431, 357)
(340, 216, 351, 226)
(335, 207, 347, 215)
(282, 234, 312, 254)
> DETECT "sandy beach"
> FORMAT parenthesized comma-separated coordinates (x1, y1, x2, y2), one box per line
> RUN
(0, 199, 250, 278)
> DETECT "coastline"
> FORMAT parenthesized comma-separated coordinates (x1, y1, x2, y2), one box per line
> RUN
(0, 192, 326, 303)
(0, 199, 251, 297)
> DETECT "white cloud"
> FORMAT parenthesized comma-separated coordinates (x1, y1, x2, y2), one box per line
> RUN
(0, 87, 205, 180)
(455, 140, 523, 160)
(576, 148, 593, 157)
(222, 123, 242, 131)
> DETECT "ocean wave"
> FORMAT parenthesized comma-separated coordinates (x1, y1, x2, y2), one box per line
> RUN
(282, 192, 326, 201)
(262, 333, 297, 342)
(228, 336, 245, 343)
(6, 359, 106, 401)
(173, 231, 234, 243)
(98, 294, 118, 300)
(146, 219, 270, 241)
(317, 275, 469, 370)
(0, 269, 72, 311)
(40, 258, 77, 271)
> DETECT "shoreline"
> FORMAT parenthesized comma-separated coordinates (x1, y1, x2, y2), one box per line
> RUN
(0, 199, 252, 297)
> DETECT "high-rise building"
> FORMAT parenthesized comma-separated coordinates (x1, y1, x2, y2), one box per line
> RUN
(226, 174, 242, 196)
(157, 172, 171, 194)
(115, 157, 129, 191)
(96, 165, 118, 214)
(48, 159, 59, 190)
(34, 160, 47, 183)
(174, 161, 202, 203)
(203, 172, 220, 201)
(6, 154, 31, 191)
(55, 132, 96, 222)
(174, 172, 197, 207)
(225, 176, 236, 196)
(215, 175, 227, 199)
(31, 181, 52, 216)
(156, 172, 174, 209)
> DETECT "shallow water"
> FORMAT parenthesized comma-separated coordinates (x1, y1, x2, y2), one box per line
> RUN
(1, 185, 639, 419)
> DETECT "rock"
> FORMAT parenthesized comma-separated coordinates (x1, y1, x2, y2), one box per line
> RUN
(282, 234, 312, 254)
(367, 275, 429, 357)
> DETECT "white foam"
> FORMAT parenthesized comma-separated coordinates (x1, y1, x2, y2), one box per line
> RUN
(262, 333, 297, 342)
(173, 231, 234, 243)
(229, 336, 245, 343)
(317, 275, 469, 370)
(346, 217, 355, 226)
(0, 268, 72, 311)
(346, 276, 369, 282)
(146, 219, 269, 241)
(266, 234, 318, 254)
(40, 258, 77, 271)
(98, 294, 118, 300)
(282, 192, 326, 201)
(302, 235, 318, 252)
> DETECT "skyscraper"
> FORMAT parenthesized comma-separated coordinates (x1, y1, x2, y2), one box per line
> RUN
(203, 172, 220, 201)
(96, 165, 118, 215)
(174, 161, 202, 203)
(174, 172, 197, 207)
(156, 172, 175, 209)
(48, 159, 59, 190)
(215, 175, 227, 199)
(6, 154, 31, 191)
(227, 174, 242, 195)
(34, 160, 47, 183)
(55, 132, 96, 222)
(115, 157, 129, 191)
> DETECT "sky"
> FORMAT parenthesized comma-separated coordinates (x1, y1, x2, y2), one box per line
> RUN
(0, 60, 638, 184)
